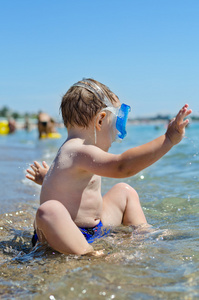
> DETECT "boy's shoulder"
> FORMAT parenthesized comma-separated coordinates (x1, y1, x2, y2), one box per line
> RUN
(57, 138, 101, 172)
(62, 138, 84, 148)
(60, 138, 101, 159)
(60, 138, 91, 155)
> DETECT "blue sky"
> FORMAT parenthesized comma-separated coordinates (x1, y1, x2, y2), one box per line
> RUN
(0, 0, 199, 118)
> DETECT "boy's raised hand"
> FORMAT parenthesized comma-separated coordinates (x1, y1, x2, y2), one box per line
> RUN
(166, 104, 192, 145)
(26, 161, 49, 185)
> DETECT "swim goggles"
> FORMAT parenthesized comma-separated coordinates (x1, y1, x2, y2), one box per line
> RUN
(72, 79, 131, 140)
(104, 103, 131, 140)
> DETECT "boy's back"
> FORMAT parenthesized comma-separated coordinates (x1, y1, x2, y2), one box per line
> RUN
(40, 137, 103, 228)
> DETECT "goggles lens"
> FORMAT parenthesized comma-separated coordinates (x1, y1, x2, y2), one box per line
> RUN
(116, 103, 131, 139)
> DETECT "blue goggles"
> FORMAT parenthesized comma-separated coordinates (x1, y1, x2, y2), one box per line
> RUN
(105, 103, 131, 140)
(116, 103, 131, 139)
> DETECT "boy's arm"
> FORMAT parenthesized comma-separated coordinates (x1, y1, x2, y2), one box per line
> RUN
(78, 104, 192, 178)
(118, 104, 192, 176)
(26, 161, 49, 185)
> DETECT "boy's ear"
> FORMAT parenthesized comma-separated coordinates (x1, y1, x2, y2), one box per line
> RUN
(95, 112, 106, 131)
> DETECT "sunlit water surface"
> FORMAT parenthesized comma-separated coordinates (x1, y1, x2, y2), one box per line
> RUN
(0, 123, 199, 299)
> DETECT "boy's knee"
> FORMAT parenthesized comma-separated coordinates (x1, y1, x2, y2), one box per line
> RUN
(114, 182, 129, 190)
(36, 200, 65, 224)
(112, 182, 139, 209)
(114, 182, 138, 196)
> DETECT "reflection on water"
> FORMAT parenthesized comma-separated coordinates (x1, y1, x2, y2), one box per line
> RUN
(0, 124, 199, 299)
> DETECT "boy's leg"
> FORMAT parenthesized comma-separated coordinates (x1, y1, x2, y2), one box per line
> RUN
(101, 183, 147, 227)
(35, 200, 93, 255)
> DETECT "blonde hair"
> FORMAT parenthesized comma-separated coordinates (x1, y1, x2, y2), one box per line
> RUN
(60, 78, 118, 128)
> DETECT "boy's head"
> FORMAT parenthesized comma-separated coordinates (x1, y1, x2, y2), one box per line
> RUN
(60, 78, 119, 128)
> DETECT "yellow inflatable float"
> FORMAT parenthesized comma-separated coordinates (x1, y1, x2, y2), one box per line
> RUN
(0, 121, 10, 135)
(41, 132, 61, 139)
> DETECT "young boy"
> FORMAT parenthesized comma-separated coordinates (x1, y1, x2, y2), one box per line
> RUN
(26, 78, 192, 255)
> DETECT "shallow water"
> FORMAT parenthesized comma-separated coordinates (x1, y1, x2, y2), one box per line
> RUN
(0, 123, 199, 299)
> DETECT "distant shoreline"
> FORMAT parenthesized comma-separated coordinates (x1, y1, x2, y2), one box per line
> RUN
(1, 116, 198, 131)
(14, 118, 199, 130)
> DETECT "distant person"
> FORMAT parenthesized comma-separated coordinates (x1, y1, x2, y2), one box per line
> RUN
(26, 78, 192, 255)
(8, 118, 16, 134)
(37, 112, 57, 139)
(24, 116, 31, 131)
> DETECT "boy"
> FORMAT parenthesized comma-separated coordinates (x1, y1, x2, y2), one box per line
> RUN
(26, 78, 192, 255)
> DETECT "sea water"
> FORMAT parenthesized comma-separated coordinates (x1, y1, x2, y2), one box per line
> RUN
(0, 123, 199, 299)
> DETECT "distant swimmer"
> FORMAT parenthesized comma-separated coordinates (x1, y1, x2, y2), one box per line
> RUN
(24, 116, 31, 131)
(8, 118, 16, 134)
(37, 112, 57, 139)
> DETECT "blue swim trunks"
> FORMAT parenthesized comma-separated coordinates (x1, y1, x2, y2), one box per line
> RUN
(32, 221, 109, 247)
(79, 220, 109, 244)
(32, 230, 38, 247)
